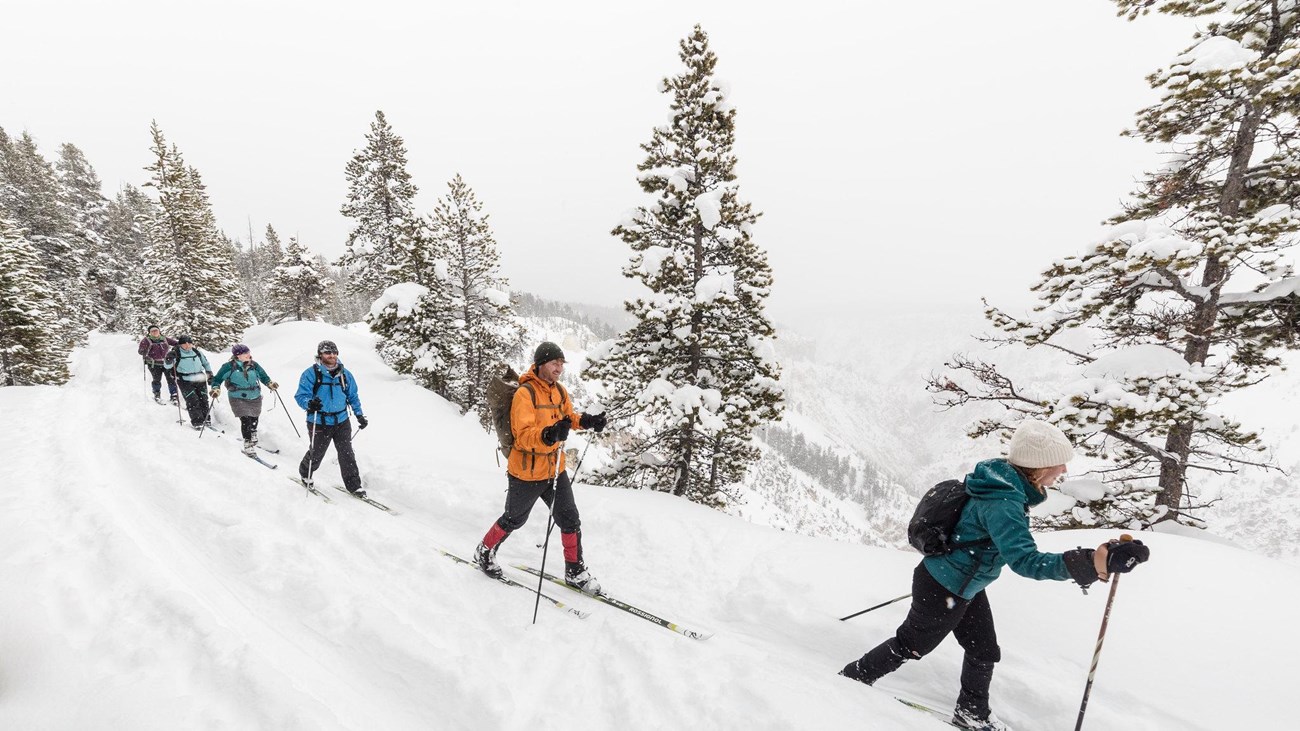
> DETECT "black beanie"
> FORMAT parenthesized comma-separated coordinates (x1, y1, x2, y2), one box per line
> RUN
(533, 341, 565, 366)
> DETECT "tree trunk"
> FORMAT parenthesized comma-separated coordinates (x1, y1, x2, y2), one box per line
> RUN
(1155, 105, 1262, 514)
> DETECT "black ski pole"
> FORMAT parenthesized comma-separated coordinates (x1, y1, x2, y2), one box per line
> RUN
(839, 593, 912, 622)
(174, 372, 186, 427)
(532, 438, 567, 625)
(198, 391, 218, 438)
(275, 390, 301, 439)
(305, 417, 321, 493)
(1074, 534, 1133, 731)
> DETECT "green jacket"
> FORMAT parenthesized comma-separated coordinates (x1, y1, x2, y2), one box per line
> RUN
(922, 458, 1071, 600)
(211, 360, 271, 400)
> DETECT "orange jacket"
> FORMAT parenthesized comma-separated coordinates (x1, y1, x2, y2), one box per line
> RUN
(508, 367, 584, 481)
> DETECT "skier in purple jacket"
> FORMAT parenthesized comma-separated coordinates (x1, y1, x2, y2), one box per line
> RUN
(138, 324, 178, 404)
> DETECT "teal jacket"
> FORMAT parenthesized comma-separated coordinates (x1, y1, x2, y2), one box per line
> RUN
(922, 459, 1072, 600)
(211, 360, 272, 400)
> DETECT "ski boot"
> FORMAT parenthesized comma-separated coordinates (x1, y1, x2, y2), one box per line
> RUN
(564, 562, 603, 596)
(242, 439, 256, 456)
(474, 542, 503, 579)
(951, 707, 1012, 731)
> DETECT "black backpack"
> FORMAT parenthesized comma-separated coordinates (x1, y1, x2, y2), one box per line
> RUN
(907, 479, 992, 556)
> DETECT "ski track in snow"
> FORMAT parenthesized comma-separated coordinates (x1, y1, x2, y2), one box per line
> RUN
(1, 323, 1296, 730)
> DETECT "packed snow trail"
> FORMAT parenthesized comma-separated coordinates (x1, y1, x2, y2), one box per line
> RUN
(1, 323, 1297, 730)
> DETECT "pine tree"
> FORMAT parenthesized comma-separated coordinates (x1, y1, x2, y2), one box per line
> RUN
(321, 259, 372, 325)
(367, 280, 457, 396)
(140, 122, 252, 347)
(583, 26, 784, 506)
(366, 238, 457, 397)
(56, 143, 116, 329)
(429, 174, 522, 423)
(0, 217, 68, 385)
(104, 184, 158, 332)
(234, 223, 284, 323)
(930, 2, 1300, 528)
(269, 236, 331, 322)
(338, 110, 427, 300)
(0, 129, 94, 338)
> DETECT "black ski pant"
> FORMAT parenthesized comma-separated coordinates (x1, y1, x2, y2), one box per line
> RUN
(148, 364, 177, 398)
(493, 472, 583, 566)
(299, 420, 361, 493)
(178, 379, 210, 427)
(239, 416, 259, 441)
(841, 562, 1001, 716)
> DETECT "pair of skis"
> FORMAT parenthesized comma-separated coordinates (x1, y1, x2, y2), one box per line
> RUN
(437, 550, 711, 640)
(282, 475, 395, 514)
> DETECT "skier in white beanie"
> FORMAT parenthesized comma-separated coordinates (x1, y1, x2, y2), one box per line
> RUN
(839, 418, 1150, 731)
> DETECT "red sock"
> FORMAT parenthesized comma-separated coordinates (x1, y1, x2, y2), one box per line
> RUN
(483, 523, 508, 549)
(562, 531, 580, 564)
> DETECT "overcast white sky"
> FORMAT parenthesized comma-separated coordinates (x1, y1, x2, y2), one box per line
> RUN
(2, 0, 1197, 333)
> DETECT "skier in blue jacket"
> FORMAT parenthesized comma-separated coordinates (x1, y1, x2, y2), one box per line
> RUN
(294, 339, 368, 497)
(838, 420, 1151, 731)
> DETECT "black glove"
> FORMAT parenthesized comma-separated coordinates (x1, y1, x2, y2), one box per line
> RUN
(356, 415, 368, 430)
(306, 397, 323, 414)
(541, 419, 571, 446)
(1062, 548, 1098, 587)
(1105, 539, 1150, 574)
(579, 412, 607, 433)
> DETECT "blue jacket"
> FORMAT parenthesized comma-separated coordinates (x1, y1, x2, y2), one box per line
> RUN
(165, 346, 212, 383)
(923, 459, 1071, 599)
(212, 360, 272, 400)
(295, 360, 363, 426)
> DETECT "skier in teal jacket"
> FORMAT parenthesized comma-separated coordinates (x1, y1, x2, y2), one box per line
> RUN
(839, 420, 1151, 731)
(210, 343, 278, 455)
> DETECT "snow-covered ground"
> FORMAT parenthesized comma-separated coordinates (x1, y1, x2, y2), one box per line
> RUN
(1, 321, 1295, 730)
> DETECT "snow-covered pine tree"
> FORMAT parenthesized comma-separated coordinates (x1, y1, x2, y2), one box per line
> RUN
(583, 26, 784, 506)
(0, 217, 68, 386)
(140, 122, 252, 347)
(104, 184, 158, 333)
(930, 2, 1300, 529)
(258, 224, 284, 303)
(429, 174, 522, 424)
(269, 236, 331, 322)
(0, 128, 93, 339)
(322, 259, 372, 325)
(366, 230, 457, 398)
(338, 111, 427, 300)
(234, 223, 283, 323)
(56, 143, 117, 330)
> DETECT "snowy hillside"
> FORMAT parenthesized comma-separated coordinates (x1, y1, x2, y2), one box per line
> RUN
(1, 322, 1296, 730)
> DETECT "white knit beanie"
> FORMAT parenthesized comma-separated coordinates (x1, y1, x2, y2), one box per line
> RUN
(1008, 419, 1075, 468)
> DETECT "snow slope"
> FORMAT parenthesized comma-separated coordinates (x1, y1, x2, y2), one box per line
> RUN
(1, 322, 1295, 730)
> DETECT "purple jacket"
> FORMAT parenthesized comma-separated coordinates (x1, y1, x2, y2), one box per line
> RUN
(139, 336, 177, 364)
